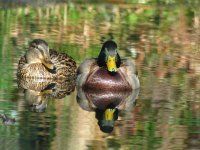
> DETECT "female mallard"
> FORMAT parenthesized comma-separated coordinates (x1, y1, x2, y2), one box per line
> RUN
(77, 40, 140, 131)
(17, 39, 76, 80)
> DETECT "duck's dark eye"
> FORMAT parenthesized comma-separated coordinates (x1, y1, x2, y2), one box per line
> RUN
(32, 43, 37, 48)
(31, 44, 39, 50)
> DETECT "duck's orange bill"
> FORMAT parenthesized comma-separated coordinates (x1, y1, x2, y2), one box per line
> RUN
(42, 59, 54, 70)
(104, 108, 115, 121)
(39, 90, 53, 96)
(106, 56, 117, 72)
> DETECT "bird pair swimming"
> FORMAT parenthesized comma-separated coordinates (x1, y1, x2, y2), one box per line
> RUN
(18, 39, 140, 90)
(17, 39, 140, 132)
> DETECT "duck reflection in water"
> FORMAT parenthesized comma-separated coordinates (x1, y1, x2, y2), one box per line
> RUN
(77, 40, 140, 133)
(77, 86, 139, 133)
(18, 77, 76, 112)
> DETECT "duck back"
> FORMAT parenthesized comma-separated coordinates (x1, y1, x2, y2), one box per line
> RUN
(17, 49, 76, 80)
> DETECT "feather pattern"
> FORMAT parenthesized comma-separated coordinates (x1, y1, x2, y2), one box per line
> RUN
(17, 49, 76, 80)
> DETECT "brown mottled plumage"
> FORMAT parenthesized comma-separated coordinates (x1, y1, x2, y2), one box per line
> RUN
(18, 76, 76, 99)
(17, 39, 76, 80)
(18, 76, 76, 112)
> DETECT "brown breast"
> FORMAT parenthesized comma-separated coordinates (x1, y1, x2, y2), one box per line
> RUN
(84, 89, 132, 109)
(83, 67, 132, 92)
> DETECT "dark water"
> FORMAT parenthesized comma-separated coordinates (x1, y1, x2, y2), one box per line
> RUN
(0, 1, 200, 150)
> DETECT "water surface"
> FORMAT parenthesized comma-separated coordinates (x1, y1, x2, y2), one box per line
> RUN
(0, 1, 200, 150)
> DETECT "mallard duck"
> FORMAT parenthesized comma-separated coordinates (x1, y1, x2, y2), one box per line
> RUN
(17, 39, 76, 80)
(77, 40, 140, 132)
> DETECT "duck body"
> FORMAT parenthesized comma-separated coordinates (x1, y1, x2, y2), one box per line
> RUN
(79, 59, 139, 92)
(17, 39, 76, 80)
(77, 41, 140, 109)
(77, 40, 140, 132)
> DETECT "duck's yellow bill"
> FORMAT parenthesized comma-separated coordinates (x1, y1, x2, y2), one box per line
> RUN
(42, 59, 54, 70)
(106, 56, 117, 72)
(104, 108, 115, 121)
(39, 90, 53, 96)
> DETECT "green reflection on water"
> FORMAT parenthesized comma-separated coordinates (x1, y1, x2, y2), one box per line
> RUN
(0, 1, 200, 150)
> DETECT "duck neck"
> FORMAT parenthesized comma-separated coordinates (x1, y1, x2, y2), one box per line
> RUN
(25, 48, 41, 64)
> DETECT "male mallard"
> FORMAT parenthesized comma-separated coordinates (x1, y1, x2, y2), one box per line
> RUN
(17, 39, 76, 80)
(77, 40, 140, 132)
